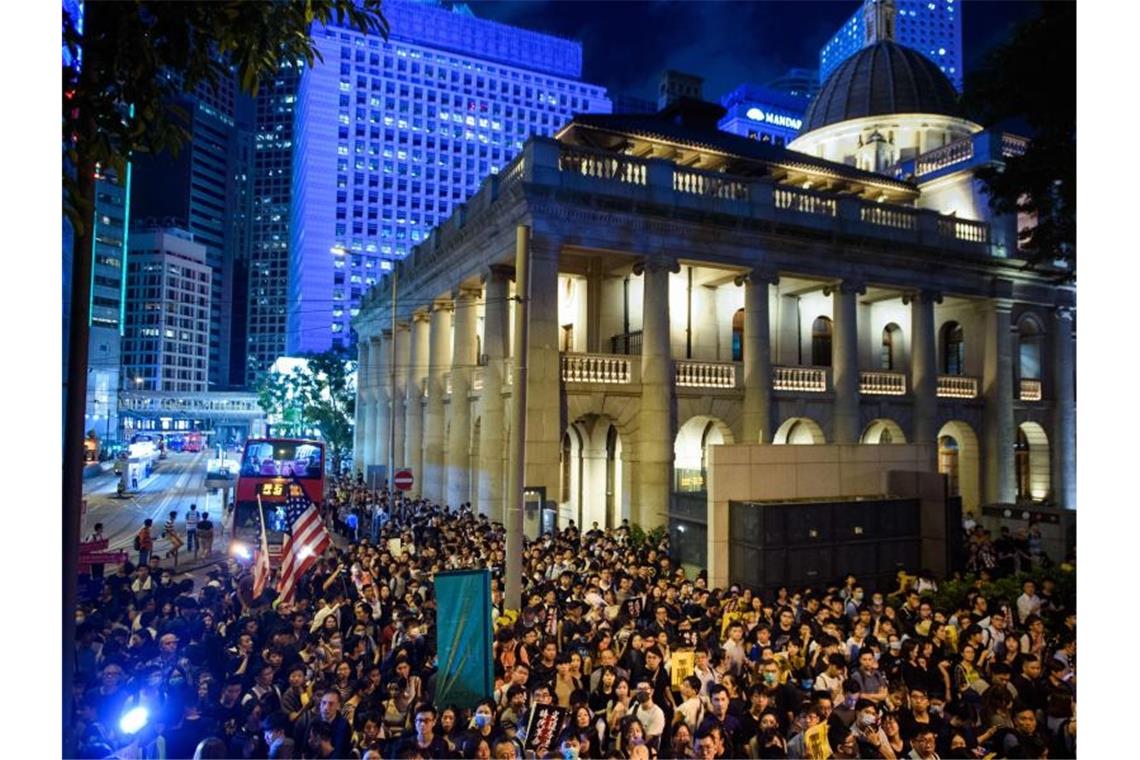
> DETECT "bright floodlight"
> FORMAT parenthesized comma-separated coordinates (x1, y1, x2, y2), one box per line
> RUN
(119, 705, 148, 735)
(231, 542, 251, 560)
(298, 545, 313, 560)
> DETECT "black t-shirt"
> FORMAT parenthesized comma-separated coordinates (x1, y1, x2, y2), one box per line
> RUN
(397, 734, 454, 758)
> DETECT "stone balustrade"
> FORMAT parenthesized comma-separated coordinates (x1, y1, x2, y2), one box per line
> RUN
(561, 353, 633, 384)
(1019, 378, 1043, 402)
(860, 371, 907, 395)
(937, 375, 979, 399)
(773, 366, 828, 392)
(676, 360, 737, 388)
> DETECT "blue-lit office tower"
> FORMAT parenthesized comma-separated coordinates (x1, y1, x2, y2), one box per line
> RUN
(718, 84, 808, 146)
(819, 0, 963, 91)
(131, 76, 250, 389)
(765, 68, 820, 102)
(246, 58, 303, 386)
(288, 0, 611, 353)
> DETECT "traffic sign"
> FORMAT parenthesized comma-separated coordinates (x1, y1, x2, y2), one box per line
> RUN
(393, 469, 414, 491)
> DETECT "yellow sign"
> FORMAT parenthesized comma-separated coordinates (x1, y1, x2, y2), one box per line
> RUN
(804, 722, 832, 760)
(671, 650, 695, 690)
(260, 482, 304, 498)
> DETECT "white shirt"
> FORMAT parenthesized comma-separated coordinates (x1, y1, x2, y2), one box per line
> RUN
(633, 701, 666, 740)
(676, 695, 707, 730)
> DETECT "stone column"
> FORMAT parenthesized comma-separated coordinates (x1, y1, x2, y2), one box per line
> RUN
(392, 323, 410, 470)
(586, 258, 604, 353)
(448, 287, 480, 508)
(636, 255, 678, 529)
(424, 300, 452, 503)
(830, 280, 864, 444)
(523, 237, 564, 508)
(478, 265, 512, 520)
(354, 338, 371, 471)
(362, 337, 378, 470)
(406, 311, 430, 497)
(1051, 307, 1076, 509)
(983, 299, 1016, 504)
(739, 268, 777, 443)
(373, 331, 390, 479)
(908, 289, 940, 449)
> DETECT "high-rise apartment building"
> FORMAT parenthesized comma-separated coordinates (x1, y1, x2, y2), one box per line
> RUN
(122, 229, 212, 394)
(288, 0, 610, 353)
(819, 0, 963, 90)
(246, 58, 304, 386)
(718, 84, 807, 146)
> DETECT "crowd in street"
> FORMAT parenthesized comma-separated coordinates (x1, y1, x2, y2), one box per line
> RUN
(72, 477, 1076, 759)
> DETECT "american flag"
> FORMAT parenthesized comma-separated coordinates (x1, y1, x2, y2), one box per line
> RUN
(276, 486, 332, 603)
(252, 496, 272, 599)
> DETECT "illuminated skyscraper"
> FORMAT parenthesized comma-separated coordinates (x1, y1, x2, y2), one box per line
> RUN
(819, 0, 963, 91)
(288, 0, 610, 353)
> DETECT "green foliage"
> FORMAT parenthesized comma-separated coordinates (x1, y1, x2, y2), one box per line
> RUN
(627, 523, 670, 549)
(962, 2, 1075, 277)
(63, 0, 388, 233)
(928, 564, 1076, 623)
(256, 349, 358, 471)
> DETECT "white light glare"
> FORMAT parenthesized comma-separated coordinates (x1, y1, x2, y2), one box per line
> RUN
(119, 706, 149, 735)
(231, 542, 251, 560)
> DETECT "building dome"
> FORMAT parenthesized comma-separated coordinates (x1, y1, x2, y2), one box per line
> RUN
(800, 41, 961, 135)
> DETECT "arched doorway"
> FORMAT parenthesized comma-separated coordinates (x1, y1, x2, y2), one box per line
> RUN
(773, 417, 826, 445)
(732, 309, 744, 362)
(937, 421, 980, 512)
(811, 316, 833, 367)
(1017, 315, 1045, 383)
(559, 426, 585, 526)
(563, 415, 625, 531)
(940, 321, 964, 375)
(881, 323, 903, 370)
(674, 416, 735, 492)
(1016, 421, 1051, 502)
(861, 418, 907, 444)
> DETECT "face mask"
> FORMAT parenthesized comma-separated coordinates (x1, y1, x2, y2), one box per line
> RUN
(930, 705, 944, 716)
(845, 695, 858, 708)
(562, 748, 580, 760)
(861, 713, 877, 727)
(474, 713, 489, 729)
(637, 691, 651, 703)
(763, 673, 777, 685)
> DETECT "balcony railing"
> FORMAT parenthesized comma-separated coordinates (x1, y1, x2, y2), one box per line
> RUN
(1019, 378, 1043, 402)
(676, 360, 736, 388)
(561, 353, 633, 384)
(609, 330, 643, 356)
(1002, 133, 1029, 158)
(674, 167, 749, 200)
(559, 146, 647, 185)
(773, 366, 828, 392)
(860, 371, 907, 395)
(938, 216, 989, 244)
(916, 137, 975, 176)
(937, 375, 979, 399)
(472, 367, 484, 392)
(860, 204, 918, 230)
(774, 186, 837, 217)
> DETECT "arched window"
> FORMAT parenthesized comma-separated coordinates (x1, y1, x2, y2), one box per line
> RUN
(560, 432, 572, 503)
(731, 309, 744, 362)
(1018, 316, 1044, 381)
(811, 316, 833, 367)
(940, 321, 964, 376)
(881, 323, 902, 370)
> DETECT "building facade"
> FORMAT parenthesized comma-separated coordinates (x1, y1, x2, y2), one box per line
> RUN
(718, 84, 807, 146)
(288, 0, 611, 354)
(820, 0, 963, 91)
(246, 58, 304, 387)
(351, 41, 1075, 533)
(123, 229, 212, 394)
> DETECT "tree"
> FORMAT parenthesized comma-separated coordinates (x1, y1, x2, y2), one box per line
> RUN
(256, 350, 357, 473)
(61, 4, 386, 753)
(963, 2, 1076, 278)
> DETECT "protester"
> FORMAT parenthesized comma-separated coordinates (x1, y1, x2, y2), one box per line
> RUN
(71, 477, 1075, 759)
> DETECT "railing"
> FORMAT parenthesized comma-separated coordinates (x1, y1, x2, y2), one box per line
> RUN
(674, 167, 750, 200)
(938, 216, 990, 244)
(472, 367, 484, 392)
(498, 155, 525, 193)
(937, 375, 979, 399)
(609, 330, 643, 356)
(1002, 133, 1029, 158)
(1019, 378, 1043, 402)
(676, 360, 736, 388)
(860, 371, 907, 395)
(916, 137, 975, 176)
(774, 186, 837, 217)
(561, 353, 633, 384)
(773, 366, 827, 392)
(559, 146, 647, 185)
(860, 204, 918, 230)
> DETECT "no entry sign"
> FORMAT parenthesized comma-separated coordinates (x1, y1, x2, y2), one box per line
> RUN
(393, 469, 414, 491)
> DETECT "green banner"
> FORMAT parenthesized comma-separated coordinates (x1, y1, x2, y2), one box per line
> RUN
(433, 569, 494, 709)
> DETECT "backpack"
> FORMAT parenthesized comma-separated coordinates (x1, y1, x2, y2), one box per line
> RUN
(133, 534, 142, 551)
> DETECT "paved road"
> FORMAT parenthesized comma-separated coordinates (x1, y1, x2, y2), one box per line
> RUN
(83, 451, 225, 556)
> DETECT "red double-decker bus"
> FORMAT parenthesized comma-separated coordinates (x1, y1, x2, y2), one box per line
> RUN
(184, 431, 204, 452)
(231, 438, 326, 562)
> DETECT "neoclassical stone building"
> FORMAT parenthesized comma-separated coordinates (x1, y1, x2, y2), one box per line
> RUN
(353, 34, 1075, 533)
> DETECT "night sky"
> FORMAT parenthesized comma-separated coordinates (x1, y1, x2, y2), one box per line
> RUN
(464, 0, 1044, 103)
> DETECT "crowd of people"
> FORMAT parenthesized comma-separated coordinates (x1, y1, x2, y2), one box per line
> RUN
(72, 476, 1076, 759)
